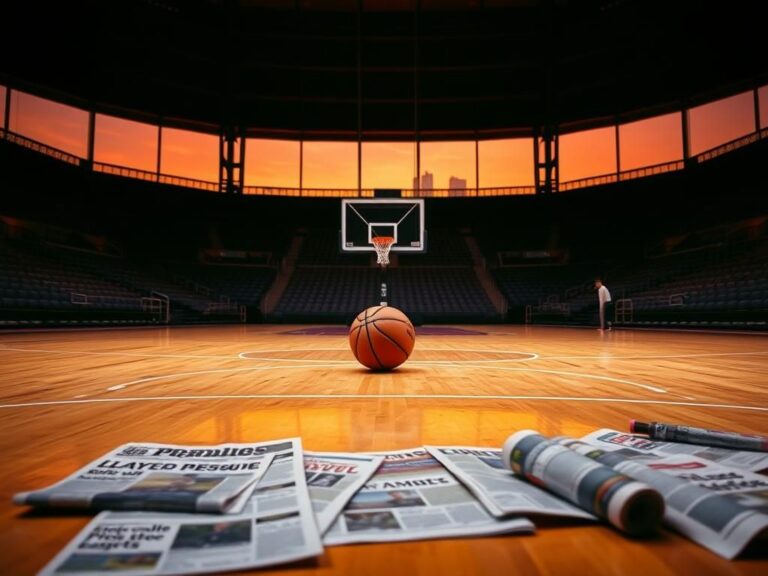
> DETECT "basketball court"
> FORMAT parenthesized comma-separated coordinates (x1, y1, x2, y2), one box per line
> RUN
(2, 1, 767, 573)
(1, 324, 766, 575)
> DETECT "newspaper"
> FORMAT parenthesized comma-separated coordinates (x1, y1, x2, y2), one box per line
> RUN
(558, 433, 768, 559)
(323, 448, 534, 544)
(38, 438, 324, 575)
(502, 430, 665, 536)
(14, 442, 275, 514)
(582, 429, 768, 473)
(425, 446, 595, 521)
(304, 451, 384, 534)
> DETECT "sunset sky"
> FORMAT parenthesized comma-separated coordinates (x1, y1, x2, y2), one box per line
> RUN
(2, 86, 764, 190)
(95, 114, 158, 172)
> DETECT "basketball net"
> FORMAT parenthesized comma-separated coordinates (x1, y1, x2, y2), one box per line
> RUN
(372, 236, 395, 266)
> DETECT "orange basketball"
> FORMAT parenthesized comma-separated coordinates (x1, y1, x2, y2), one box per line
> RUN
(349, 306, 416, 371)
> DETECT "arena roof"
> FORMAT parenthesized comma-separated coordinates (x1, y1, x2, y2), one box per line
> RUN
(2, 0, 765, 139)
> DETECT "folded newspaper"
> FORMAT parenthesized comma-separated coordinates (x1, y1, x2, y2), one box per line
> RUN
(425, 446, 595, 521)
(559, 429, 768, 559)
(37, 438, 324, 576)
(502, 430, 665, 536)
(323, 447, 534, 544)
(304, 451, 384, 534)
(14, 442, 275, 514)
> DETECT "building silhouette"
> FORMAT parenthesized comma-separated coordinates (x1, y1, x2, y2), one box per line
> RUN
(413, 171, 434, 194)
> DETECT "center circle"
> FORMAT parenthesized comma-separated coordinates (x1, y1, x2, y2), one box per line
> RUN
(239, 348, 537, 363)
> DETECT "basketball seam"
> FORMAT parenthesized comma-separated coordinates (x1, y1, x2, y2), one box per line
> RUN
(363, 307, 384, 369)
(366, 305, 386, 321)
(371, 317, 415, 339)
(372, 323, 410, 357)
(354, 315, 364, 356)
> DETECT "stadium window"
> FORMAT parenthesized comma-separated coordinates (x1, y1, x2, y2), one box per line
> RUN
(362, 142, 416, 191)
(0, 86, 6, 129)
(759, 85, 768, 129)
(245, 139, 300, 189)
(302, 141, 358, 191)
(94, 114, 159, 173)
(559, 126, 617, 183)
(160, 127, 218, 183)
(478, 138, 534, 188)
(8, 91, 88, 157)
(688, 91, 755, 156)
(419, 141, 476, 195)
(619, 112, 683, 171)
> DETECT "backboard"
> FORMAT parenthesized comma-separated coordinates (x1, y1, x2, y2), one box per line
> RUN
(341, 198, 425, 253)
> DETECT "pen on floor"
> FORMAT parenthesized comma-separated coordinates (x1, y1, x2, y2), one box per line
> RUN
(630, 420, 768, 452)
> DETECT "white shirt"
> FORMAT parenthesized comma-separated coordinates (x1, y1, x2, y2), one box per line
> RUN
(598, 285, 611, 306)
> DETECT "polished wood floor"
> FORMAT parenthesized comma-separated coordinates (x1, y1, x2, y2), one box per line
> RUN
(0, 325, 766, 575)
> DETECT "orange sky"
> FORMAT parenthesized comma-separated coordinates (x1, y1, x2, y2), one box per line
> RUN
(420, 141, 477, 189)
(3, 86, 764, 189)
(688, 91, 755, 156)
(303, 141, 357, 189)
(160, 127, 218, 182)
(245, 139, 300, 188)
(361, 142, 416, 189)
(559, 126, 616, 182)
(478, 139, 534, 187)
(8, 91, 88, 157)
(619, 112, 682, 171)
(95, 114, 158, 172)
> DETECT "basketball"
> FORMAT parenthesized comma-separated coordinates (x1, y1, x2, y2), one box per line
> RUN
(349, 306, 416, 371)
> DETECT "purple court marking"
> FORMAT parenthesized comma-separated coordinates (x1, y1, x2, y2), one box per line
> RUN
(280, 326, 487, 336)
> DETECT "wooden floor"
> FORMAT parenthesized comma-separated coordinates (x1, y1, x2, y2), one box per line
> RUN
(1, 324, 766, 575)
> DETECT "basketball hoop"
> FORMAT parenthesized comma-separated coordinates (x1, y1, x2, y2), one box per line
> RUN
(372, 236, 395, 266)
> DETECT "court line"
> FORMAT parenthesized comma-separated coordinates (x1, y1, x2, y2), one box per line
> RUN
(0, 346, 236, 360)
(0, 346, 665, 394)
(615, 327, 768, 337)
(0, 395, 764, 411)
(105, 364, 350, 391)
(0, 345, 538, 363)
(5, 345, 765, 364)
(99, 362, 665, 394)
(238, 348, 540, 363)
(537, 351, 768, 361)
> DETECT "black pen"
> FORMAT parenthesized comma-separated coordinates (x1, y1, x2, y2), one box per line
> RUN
(630, 420, 768, 452)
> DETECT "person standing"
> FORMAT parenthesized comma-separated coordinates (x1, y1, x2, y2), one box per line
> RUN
(595, 279, 612, 331)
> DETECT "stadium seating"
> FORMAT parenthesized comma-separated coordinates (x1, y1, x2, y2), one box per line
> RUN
(0, 239, 275, 326)
(272, 227, 498, 323)
(489, 229, 768, 329)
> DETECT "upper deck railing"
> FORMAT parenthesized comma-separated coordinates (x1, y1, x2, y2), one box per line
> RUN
(1, 126, 764, 198)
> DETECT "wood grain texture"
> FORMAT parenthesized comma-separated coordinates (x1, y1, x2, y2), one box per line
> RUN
(1, 325, 766, 575)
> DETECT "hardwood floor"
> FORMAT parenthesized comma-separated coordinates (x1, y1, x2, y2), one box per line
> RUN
(1, 325, 766, 575)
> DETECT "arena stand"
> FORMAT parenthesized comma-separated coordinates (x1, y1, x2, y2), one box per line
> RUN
(271, 228, 499, 324)
(1, 125, 767, 329)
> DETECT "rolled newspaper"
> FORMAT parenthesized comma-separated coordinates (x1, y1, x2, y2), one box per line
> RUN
(502, 430, 664, 536)
(553, 436, 768, 559)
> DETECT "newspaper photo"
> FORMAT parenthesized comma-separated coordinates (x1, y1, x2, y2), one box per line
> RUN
(502, 430, 665, 536)
(581, 428, 768, 473)
(14, 442, 275, 514)
(323, 448, 534, 545)
(38, 438, 324, 576)
(559, 431, 768, 558)
(425, 446, 595, 521)
(304, 451, 383, 534)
